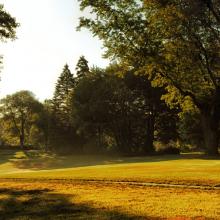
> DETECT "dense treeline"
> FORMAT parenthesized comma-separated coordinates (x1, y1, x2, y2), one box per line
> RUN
(0, 57, 204, 155)
(0, 1, 219, 155)
(77, 0, 220, 155)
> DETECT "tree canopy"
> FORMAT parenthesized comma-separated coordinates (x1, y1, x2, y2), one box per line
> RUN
(0, 1, 219, 155)
(75, 56, 90, 80)
(0, 91, 43, 148)
(0, 4, 18, 41)
(78, 0, 220, 155)
(0, 4, 18, 67)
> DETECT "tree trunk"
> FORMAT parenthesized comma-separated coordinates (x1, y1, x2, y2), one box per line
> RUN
(20, 115, 25, 149)
(97, 125, 102, 151)
(20, 134, 24, 149)
(144, 114, 155, 154)
(201, 112, 219, 155)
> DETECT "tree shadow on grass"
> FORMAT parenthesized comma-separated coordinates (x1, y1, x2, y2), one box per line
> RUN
(10, 151, 188, 171)
(0, 149, 18, 165)
(2, 149, 219, 171)
(0, 187, 160, 220)
(10, 150, 59, 170)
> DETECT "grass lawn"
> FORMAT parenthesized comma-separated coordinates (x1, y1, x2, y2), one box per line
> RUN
(0, 149, 219, 219)
(0, 150, 220, 186)
(0, 179, 219, 220)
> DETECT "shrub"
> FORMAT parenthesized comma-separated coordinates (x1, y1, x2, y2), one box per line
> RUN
(157, 146, 180, 155)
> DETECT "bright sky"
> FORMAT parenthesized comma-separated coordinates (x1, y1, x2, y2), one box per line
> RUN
(0, 0, 108, 101)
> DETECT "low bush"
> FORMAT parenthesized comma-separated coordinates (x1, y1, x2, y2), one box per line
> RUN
(157, 146, 180, 155)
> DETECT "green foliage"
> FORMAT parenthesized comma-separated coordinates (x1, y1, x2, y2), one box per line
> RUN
(0, 91, 44, 148)
(144, 0, 220, 154)
(78, 0, 220, 106)
(78, 0, 220, 154)
(178, 111, 204, 151)
(75, 55, 90, 80)
(0, 4, 18, 41)
(0, 4, 19, 67)
(78, 0, 153, 66)
(50, 64, 83, 153)
(52, 64, 75, 127)
(73, 64, 178, 155)
(73, 67, 125, 153)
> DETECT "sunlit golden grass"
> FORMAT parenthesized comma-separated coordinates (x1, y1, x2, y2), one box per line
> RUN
(0, 150, 219, 187)
(0, 179, 219, 219)
(0, 150, 220, 219)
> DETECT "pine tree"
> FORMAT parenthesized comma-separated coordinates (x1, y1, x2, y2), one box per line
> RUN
(52, 64, 75, 128)
(75, 56, 89, 80)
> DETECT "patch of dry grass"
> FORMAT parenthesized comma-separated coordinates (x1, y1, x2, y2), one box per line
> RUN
(0, 179, 219, 220)
(0, 151, 220, 219)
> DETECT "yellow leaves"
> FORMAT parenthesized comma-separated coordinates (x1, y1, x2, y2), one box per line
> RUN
(179, 96, 199, 116)
(161, 85, 182, 108)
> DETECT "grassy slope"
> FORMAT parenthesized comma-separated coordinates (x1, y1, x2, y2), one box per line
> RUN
(0, 150, 219, 186)
(0, 150, 220, 219)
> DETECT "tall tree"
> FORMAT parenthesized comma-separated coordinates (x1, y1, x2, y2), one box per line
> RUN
(73, 65, 178, 155)
(78, 0, 220, 155)
(73, 67, 138, 154)
(0, 91, 43, 148)
(75, 56, 90, 80)
(144, 0, 220, 155)
(50, 64, 81, 152)
(52, 64, 75, 128)
(124, 70, 178, 153)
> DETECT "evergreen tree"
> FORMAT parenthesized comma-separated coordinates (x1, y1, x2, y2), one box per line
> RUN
(75, 56, 89, 80)
(49, 64, 80, 152)
(52, 64, 75, 128)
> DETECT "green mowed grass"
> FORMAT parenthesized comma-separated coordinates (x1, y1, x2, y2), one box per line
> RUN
(0, 149, 220, 219)
(0, 150, 219, 186)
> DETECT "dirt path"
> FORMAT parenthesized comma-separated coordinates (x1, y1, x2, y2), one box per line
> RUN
(1, 178, 220, 190)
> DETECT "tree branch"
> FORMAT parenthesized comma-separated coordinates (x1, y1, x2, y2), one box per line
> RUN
(192, 33, 218, 88)
(157, 70, 202, 109)
(202, 0, 220, 24)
